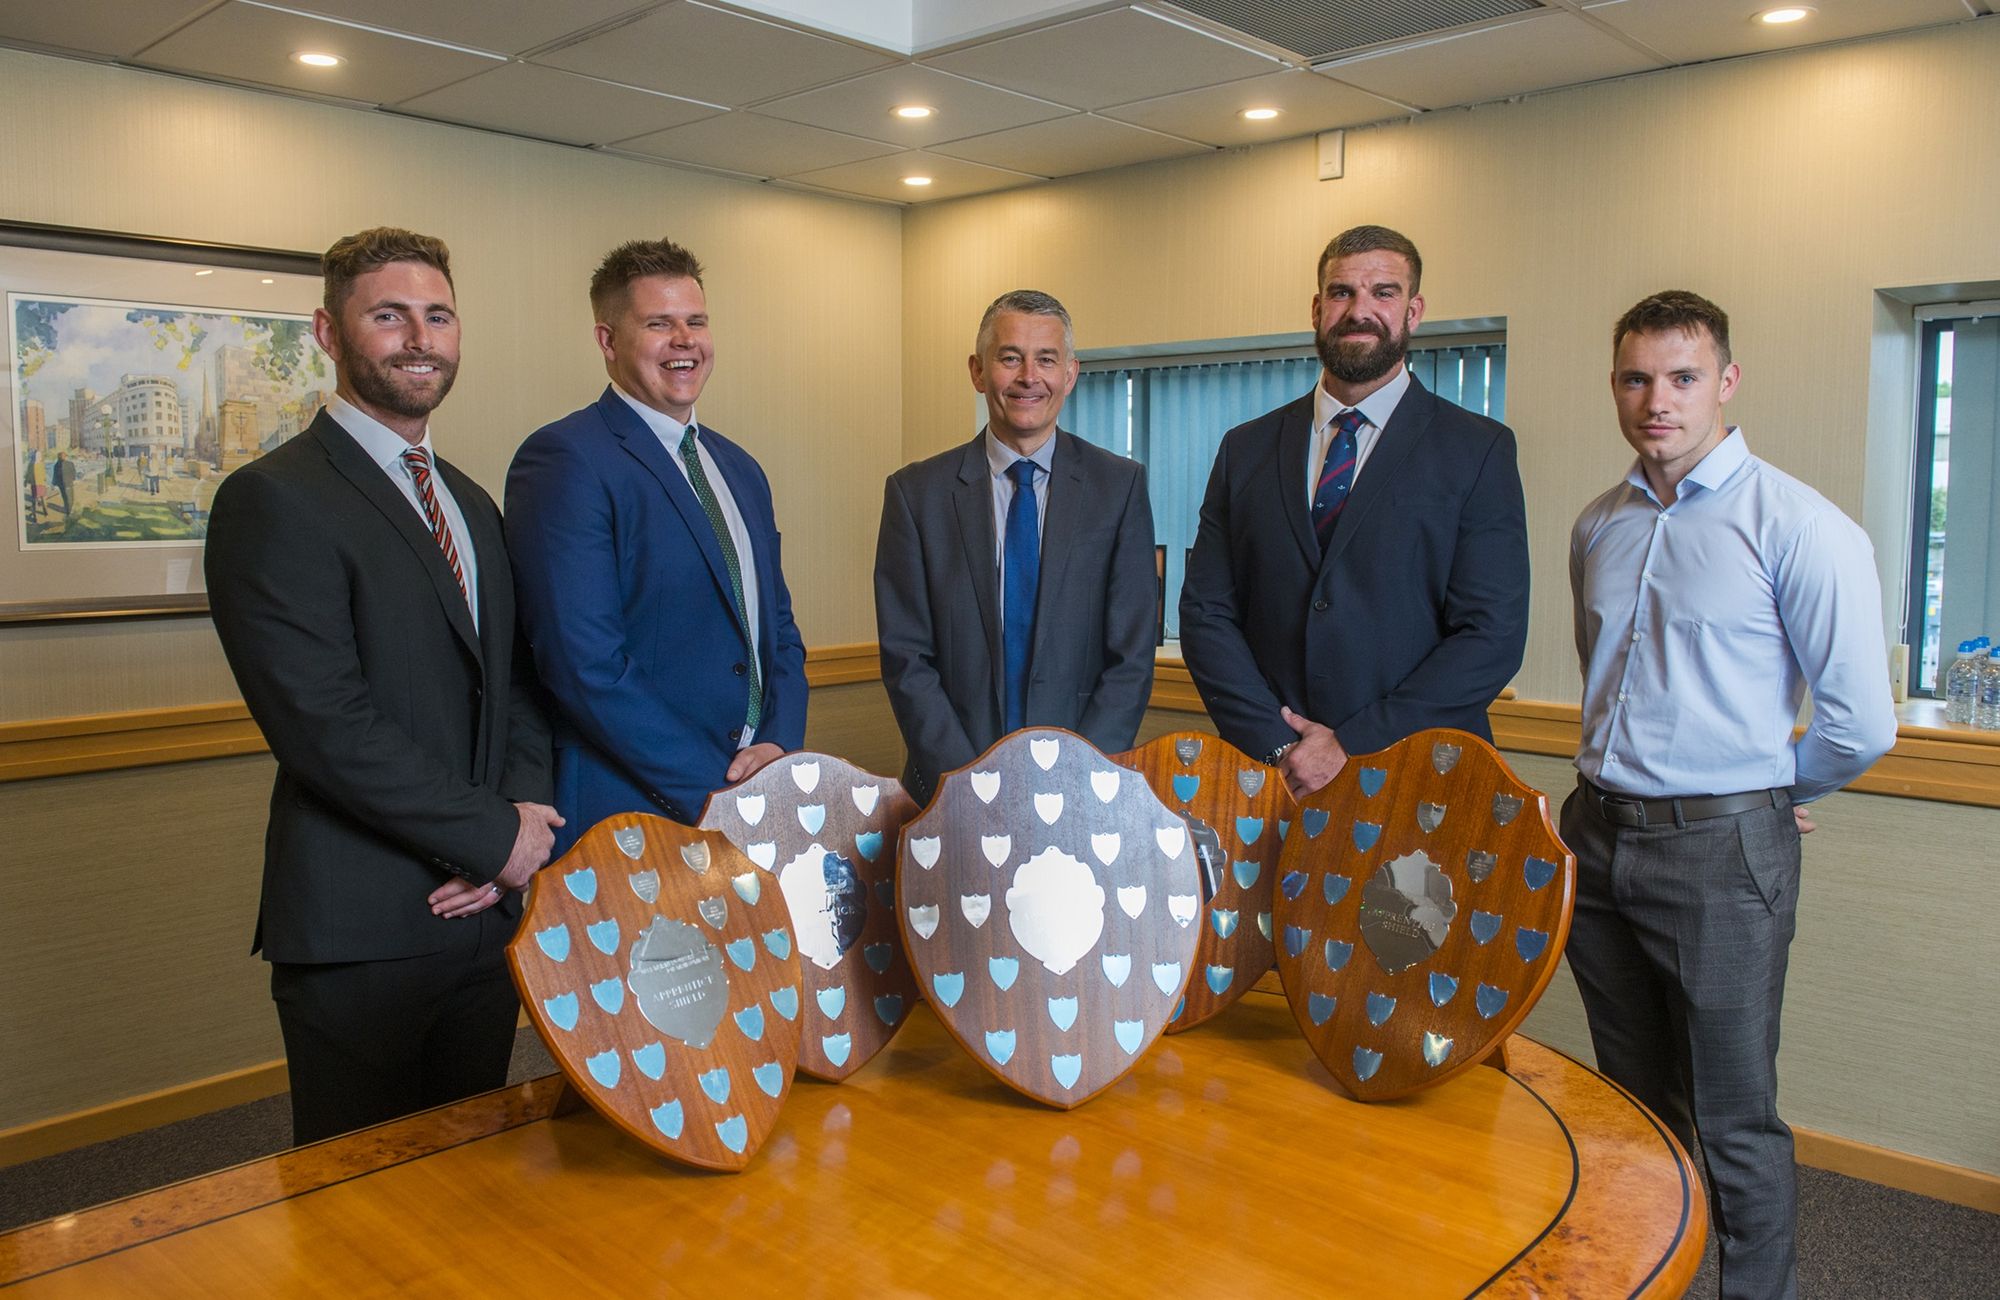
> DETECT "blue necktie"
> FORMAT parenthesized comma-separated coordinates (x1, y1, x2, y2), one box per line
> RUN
(1003, 457, 1040, 734)
(1312, 407, 1366, 550)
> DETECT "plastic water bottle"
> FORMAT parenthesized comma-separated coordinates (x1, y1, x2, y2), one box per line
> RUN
(1945, 640, 1981, 724)
(1977, 650, 2000, 731)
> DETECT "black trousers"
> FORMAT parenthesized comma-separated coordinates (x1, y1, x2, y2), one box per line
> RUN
(1561, 780, 1802, 1300)
(270, 905, 519, 1145)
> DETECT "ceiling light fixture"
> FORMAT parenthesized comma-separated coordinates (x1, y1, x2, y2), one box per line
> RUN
(194, 269, 214, 277)
(902, 176, 933, 187)
(1240, 107, 1280, 121)
(1756, 7, 1813, 23)
(892, 105, 934, 120)
(261, 278, 275, 285)
(292, 51, 343, 68)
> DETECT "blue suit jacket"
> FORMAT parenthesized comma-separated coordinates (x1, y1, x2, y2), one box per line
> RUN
(505, 387, 807, 851)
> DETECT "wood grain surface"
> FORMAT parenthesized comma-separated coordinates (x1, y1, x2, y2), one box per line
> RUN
(1113, 730, 1289, 1033)
(1272, 729, 1575, 1101)
(508, 815, 803, 1171)
(0, 996, 1704, 1298)
(698, 751, 921, 1082)
(896, 729, 1201, 1108)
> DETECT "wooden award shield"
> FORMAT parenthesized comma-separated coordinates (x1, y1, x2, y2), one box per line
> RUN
(507, 815, 804, 1170)
(897, 728, 1201, 1109)
(1271, 729, 1574, 1102)
(698, 752, 921, 1082)
(1114, 730, 1289, 1033)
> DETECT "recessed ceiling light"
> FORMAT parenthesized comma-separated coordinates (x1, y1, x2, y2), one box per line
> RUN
(260, 278, 275, 285)
(902, 175, 934, 187)
(1757, 6, 1813, 23)
(194, 269, 214, 277)
(892, 105, 934, 120)
(292, 51, 343, 68)
(1240, 107, 1281, 121)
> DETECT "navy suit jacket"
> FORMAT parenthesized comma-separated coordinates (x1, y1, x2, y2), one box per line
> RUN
(1178, 376, 1529, 761)
(505, 387, 807, 851)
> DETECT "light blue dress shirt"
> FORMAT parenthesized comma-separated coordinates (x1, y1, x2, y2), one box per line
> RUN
(985, 427, 1057, 631)
(1570, 429, 1897, 803)
(326, 395, 479, 632)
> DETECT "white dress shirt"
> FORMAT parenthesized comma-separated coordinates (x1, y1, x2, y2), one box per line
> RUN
(326, 394, 479, 632)
(1305, 364, 1410, 509)
(984, 426, 1057, 631)
(1571, 428, 1897, 802)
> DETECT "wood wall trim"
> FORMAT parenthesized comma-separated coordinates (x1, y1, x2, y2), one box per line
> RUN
(0, 1060, 289, 1169)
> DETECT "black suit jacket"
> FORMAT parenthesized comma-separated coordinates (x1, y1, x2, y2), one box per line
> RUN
(205, 411, 552, 964)
(875, 429, 1156, 803)
(1179, 377, 1529, 761)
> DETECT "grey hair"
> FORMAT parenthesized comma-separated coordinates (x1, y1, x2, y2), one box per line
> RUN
(975, 289, 1074, 358)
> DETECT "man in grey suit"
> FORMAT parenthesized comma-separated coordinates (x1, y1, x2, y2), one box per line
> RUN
(875, 289, 1156, 803)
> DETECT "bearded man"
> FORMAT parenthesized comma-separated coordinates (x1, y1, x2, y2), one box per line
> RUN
(1179, 224, 1529, 797)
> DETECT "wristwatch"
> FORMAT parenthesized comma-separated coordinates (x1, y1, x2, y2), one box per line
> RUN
(1263, 740, 1298, 766)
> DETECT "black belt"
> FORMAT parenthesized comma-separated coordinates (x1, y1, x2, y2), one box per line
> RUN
(1581, 778, 1779, 829)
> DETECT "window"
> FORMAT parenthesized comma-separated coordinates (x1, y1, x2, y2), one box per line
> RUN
(1908, 303, 2000, 694)
(1068, 336, 1506, 640)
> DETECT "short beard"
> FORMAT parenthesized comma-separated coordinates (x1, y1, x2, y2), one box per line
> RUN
(340, 332, 457, 421)
(1316, 321, 1409, 386)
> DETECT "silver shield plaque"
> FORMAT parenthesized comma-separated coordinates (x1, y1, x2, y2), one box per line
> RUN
(1236, 768, 1266, 798)
(1431, 742, 1462, 775)
(1464, 850, 1497, 884)
(614, 825, 646, 860)
(628, 916, 729, 1047)
(1491, 793, 1523, 827)
(1358, 850, 1458, 975)
(1417, 802, 1446, 834)
(1173, 737, 1203, 765)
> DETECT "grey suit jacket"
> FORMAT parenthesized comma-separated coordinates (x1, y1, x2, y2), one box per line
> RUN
(874, 429, 1156, 803)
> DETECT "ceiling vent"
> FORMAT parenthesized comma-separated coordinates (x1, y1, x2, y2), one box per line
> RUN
(1167, 0, 1544, 62)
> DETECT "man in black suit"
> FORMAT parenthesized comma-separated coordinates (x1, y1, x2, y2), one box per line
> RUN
(1180, 226, 1528, 798)
(875, 289, 1156, 803)
(206, 227, 559, 1144)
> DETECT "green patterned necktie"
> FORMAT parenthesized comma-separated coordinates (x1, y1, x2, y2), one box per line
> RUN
(678, 425, 762, 735)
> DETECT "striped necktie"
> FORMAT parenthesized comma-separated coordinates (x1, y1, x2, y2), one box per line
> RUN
(1311, 407, 1366, 550)
(400, 446, 468, 605)
(679, 426, 762, 736)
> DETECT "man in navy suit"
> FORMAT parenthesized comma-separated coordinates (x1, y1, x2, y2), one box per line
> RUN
(1179, 225, 1529, 798)
(506, 239, 806, 850)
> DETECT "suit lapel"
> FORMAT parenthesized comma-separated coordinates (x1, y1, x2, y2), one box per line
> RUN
(950, 436, 1003, 719)
(1321, 375, 1435, 571)
(1029, 430, 1083, 663)
(1275, 395, 1320, 568)
(311, 414, 482, 666)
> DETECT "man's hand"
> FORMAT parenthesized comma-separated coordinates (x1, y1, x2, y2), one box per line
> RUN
(1277, 705, 1349, 800)
(726, 742, 785, 785)
(496, 802, 565, 891)
(430, 875, 505, 919)
(1793, 804, 1816, 835)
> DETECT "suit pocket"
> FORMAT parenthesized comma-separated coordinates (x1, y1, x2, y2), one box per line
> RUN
(1735, 804, 1801, 914)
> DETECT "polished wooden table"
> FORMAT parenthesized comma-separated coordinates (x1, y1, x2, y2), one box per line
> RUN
(0, 991, 1703, 1297)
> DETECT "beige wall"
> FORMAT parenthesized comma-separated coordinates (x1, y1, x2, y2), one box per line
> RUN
(0, 46, 901, 722)
(901, 18, 2000, 706)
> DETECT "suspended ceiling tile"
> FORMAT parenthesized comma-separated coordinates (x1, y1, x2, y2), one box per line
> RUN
(785, 149, 1040, 203)
(274, 0, 662, 58)
(534, 1, 894, 108)
(932, 113, 1208, 178)
(1581, 0, 1975, 65)
(394, 63, 720, 147)
(1102, 67, 1412, 145)
(134, 1, 498, 105)
(754, 63, 1072, 147)
(1317, 10, 1663, 111)
(0, 0, 210, 60)
(922, 7, 1282, 112)
(612, 110, 899, 177)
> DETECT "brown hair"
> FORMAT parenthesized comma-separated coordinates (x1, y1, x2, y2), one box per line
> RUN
(1317, 225, 1422, 295)
(321, 227, 452, 312)
(590, 238, 705, 321)
(1613, 290, 1732, 367)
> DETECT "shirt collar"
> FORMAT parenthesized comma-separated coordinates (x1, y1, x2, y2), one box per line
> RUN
(612, 382, 698, 448)
(326, 393, 433, 473)
(1623, 426, 1749, 500)
(1314, 364, 1411, 435)
(983, 426, 1059, 480)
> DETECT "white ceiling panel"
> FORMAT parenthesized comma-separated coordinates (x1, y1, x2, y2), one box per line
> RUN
(135, 2, 498, 105)
(1102, 67, 1412, 145)
(1582, 0, 1976, 66)
(394, 63, 721, 147)
(612, 111, 900, 177)
(1318, 10, 1663, 111)
(932, 113, 1208, 177)
(534, 1, 894, 108)
(0, 0, 211, 60)
(922, 7, 1281, 111)
(277, 0, 662, 58)
(754, 64, 1072, 146)
(787, 148, 1040, 202)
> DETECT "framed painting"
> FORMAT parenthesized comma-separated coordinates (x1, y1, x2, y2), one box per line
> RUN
(1, 220, 325, 622)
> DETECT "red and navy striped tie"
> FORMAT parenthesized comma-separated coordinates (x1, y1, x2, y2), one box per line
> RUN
(1311, 407, 1366, 551)
(401, 446, 468, 605)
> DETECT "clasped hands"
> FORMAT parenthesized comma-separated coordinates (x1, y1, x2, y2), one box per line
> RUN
(429, 801, 566, 918)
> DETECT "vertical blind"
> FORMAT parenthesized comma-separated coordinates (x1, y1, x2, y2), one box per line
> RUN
(1068, 343, 1507, 638)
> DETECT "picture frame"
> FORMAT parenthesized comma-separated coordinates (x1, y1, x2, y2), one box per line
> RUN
(1, 220, 324, 623)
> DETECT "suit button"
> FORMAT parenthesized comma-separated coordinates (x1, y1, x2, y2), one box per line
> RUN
(1313, 599, 1329, 611)
(733, 662, 746, 676)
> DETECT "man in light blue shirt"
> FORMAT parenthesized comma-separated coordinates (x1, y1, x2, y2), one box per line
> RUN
(1567, 290, 1897, 1300)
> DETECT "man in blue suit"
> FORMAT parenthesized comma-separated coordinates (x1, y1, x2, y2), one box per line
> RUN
(506, 239, 806, 851)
